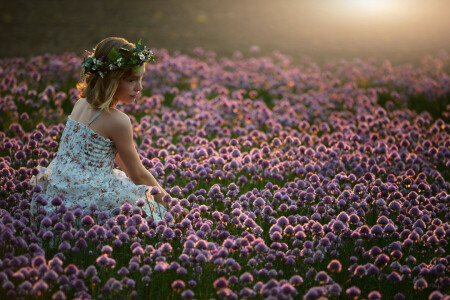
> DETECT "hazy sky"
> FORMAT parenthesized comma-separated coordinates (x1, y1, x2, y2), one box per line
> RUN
(1, 0, 449, 65)
(220, 0, 450, 64)
(295, 1, 449, 53)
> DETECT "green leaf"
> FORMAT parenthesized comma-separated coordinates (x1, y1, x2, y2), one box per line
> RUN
(135, 40, 145, 52)
(108, 48, 121, 61)
(133, 65, 143, 73)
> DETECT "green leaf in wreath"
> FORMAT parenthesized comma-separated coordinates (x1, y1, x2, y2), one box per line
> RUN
(108, 48, 121, 61)
(135, 39, 145, 52)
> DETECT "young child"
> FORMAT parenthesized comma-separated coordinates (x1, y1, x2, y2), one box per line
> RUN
(31, 37, 188, 222)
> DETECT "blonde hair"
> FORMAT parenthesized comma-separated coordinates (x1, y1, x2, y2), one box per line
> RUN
(76, 37, 136, 112)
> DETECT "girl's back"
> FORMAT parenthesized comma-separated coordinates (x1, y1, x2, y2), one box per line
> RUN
(69, 97, 117, 142)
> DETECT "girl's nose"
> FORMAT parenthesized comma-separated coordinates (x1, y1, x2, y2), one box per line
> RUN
(135, 82, 142, 91)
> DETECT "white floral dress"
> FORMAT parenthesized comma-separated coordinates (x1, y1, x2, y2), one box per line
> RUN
(31, 111, 167, 222)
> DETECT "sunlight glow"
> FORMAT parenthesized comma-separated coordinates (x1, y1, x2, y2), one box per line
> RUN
(345, 0, 398, 12)
(340, 0, 408, 17)
(319, 0, 420, 23)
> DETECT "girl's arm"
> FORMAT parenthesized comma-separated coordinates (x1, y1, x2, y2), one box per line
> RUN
(115, 152, 129, 176)
(108, 112, 170, 209)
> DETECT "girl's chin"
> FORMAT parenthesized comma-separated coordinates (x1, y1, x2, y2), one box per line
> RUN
(124, 96, 137, 102)
(116, 96, 138, 105)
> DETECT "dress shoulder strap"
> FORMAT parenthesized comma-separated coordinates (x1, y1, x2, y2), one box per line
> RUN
(87, 111, 102, 127)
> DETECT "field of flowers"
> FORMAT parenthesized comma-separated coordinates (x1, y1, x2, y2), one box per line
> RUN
(0, 48, 449, 299)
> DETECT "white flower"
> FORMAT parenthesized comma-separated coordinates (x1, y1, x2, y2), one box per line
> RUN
(109, 64, 114, 70)
(138, 53, 145, 60)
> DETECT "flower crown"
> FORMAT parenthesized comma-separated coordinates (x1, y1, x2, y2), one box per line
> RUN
(81, 40, 156, 78)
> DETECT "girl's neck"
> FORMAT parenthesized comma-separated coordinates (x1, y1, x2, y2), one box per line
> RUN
(111, 98, 119, 108)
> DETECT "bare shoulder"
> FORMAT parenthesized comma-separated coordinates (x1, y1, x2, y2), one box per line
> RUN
(70, 98, 85, 113)
(104, 109, 132, 138)
(108, 109, 131, 126)
(70, 98, 91, 121)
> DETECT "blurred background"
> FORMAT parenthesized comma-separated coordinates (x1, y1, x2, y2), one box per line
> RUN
(1, 0, 449, 66)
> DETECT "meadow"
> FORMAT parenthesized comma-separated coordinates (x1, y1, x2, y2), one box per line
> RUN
(0, 48, 449, 299)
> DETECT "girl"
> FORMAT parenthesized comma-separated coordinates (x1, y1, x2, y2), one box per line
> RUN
(32, 37, 188, 222)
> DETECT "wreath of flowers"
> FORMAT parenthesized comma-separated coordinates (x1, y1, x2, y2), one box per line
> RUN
(81, 40, 156, 78)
